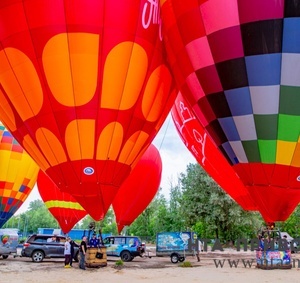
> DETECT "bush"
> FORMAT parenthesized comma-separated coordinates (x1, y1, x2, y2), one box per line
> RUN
(179, 261, 192, 268)
(114, 259, 124, 269)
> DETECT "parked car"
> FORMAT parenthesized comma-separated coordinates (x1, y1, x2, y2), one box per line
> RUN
(281, 232, 298, 253)
(103, 235, 145, 262)
(21, 234, 79, 262)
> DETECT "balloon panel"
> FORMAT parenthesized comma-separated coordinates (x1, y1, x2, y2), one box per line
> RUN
(0, 0, 176, 220)
(161, 0, 300, 221)
(113, 144, 162, 233)
(172, 93, 257, 211)
(37, 171, 87, 233)
(0, 123, 39, 227)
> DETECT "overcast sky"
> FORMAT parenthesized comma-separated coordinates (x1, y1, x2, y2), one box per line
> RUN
(16, 114, 196, 215)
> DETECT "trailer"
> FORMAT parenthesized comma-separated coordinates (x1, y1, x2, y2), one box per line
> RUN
(156, 231, 199, 263)
(0, 228, 19, 259)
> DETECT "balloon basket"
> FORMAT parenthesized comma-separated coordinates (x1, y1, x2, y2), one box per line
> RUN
(256, 263, 292, 270)
(85, 247, 107, 268)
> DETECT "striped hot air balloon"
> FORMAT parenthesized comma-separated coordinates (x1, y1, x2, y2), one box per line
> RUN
(37, 171, 87, 234)
(0, 122, 39, 227)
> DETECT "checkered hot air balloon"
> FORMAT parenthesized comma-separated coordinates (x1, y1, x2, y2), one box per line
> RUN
(161, 0, 300, 222)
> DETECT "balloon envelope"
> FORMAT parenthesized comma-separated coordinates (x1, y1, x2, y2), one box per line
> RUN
(113, 144, 162, 234)
(172, 93, 257, 211)
(161, 0, 300, 222)
(0, 0, 176, 220)
(37, 170, 87, 234)
(0, 123, 39, 227)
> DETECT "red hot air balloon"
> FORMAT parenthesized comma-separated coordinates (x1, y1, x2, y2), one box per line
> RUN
(0, 0, 176, 220)
(172, 92, 257, 211)
(113, 144, 162, 234)
(161, 0, 300, 222)
(0, 122, 39, 228)
(37, 171, 87, 234)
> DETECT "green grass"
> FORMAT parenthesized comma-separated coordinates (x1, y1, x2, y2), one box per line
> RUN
(179, 261, 192, 267)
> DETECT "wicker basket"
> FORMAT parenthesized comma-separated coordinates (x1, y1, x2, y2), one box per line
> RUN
(85, 247, 107, 268)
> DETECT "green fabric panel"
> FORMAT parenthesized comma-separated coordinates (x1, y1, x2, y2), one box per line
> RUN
(254, 114, 278, 140)
(257, 140, 276, 163)
(242, 140, 260, 162)
(280, 85, 300, 115)
(278, 114, 300, 141)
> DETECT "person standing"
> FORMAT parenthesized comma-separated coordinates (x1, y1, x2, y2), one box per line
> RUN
(79, 236, 87, 270)
(69, 239, 77, 267)
(64, 237, 71, 268)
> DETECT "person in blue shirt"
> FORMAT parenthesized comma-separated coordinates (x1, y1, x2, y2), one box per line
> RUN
(89, 233, 100, 247)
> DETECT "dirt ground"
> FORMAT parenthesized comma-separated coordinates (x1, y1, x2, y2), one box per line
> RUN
(1, 249, 300, 283)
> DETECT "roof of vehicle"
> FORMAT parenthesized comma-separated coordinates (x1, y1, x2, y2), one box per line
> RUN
(281, 232, 294, 241)
(105, 235, 140, 238)
(28, 234, 64, 237)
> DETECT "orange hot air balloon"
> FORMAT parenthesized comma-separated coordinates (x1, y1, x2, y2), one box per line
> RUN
(112, 144, 162, 234)
(0, 123, 39, 228)
(161, 0, 300, 222)
(172, 92, 257, 211)
(37, 171, 87, 234)
(0, 0, 176, 220)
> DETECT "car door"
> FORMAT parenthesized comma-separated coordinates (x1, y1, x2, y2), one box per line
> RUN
(55, 237, 65, 257)
(103, 237, 114, 256)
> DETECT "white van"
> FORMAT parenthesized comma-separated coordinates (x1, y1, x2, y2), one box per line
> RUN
(0, 228, 19, 259)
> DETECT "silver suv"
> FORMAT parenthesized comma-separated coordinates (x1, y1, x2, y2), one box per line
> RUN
(21, 234, 79, 262)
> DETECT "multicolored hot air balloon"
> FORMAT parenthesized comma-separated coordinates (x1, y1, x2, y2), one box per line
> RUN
(37, 171, 87, 233)
(112, 144, 162, 233)
(161, 0, 300, 222)
(0, 0, 176, 220)
(172, 92, 257, 211)
(0, 123, 39, 228)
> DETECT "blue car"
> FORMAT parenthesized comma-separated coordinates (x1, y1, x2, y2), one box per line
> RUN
(103, 236, 145, 262)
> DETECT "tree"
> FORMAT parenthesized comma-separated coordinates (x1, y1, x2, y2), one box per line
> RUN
(276, 206, 300, 237)
(179, 163, 263, 242)
(79, 207, 117, 235)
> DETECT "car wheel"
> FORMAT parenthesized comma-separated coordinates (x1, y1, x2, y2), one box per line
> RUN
(120, 251, 132, 262)
(179, 257, 185, 262)
(32, 250, 45, 262)
(170, 253, 179, 264)
(2, 255, 8, 259)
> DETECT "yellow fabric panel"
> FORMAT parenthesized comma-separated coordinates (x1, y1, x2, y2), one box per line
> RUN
(276, 140, 296, 165)
(45, 200, 84, 210)
(102, 42, 147, 110)
(142, 65, 172, 122)
(66, 119, 95, 160)
(43, 33, 98, 107)
(35, 128, 67, 167)
(97, 122, 123, 160)
(0, 151, 11, 180)
(0, 48, 43, 121)
(11, 151, 22, 160)
(119, 131, 149, 165)
(291, 142, 300, 167)
(3, 189, 11, 197)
